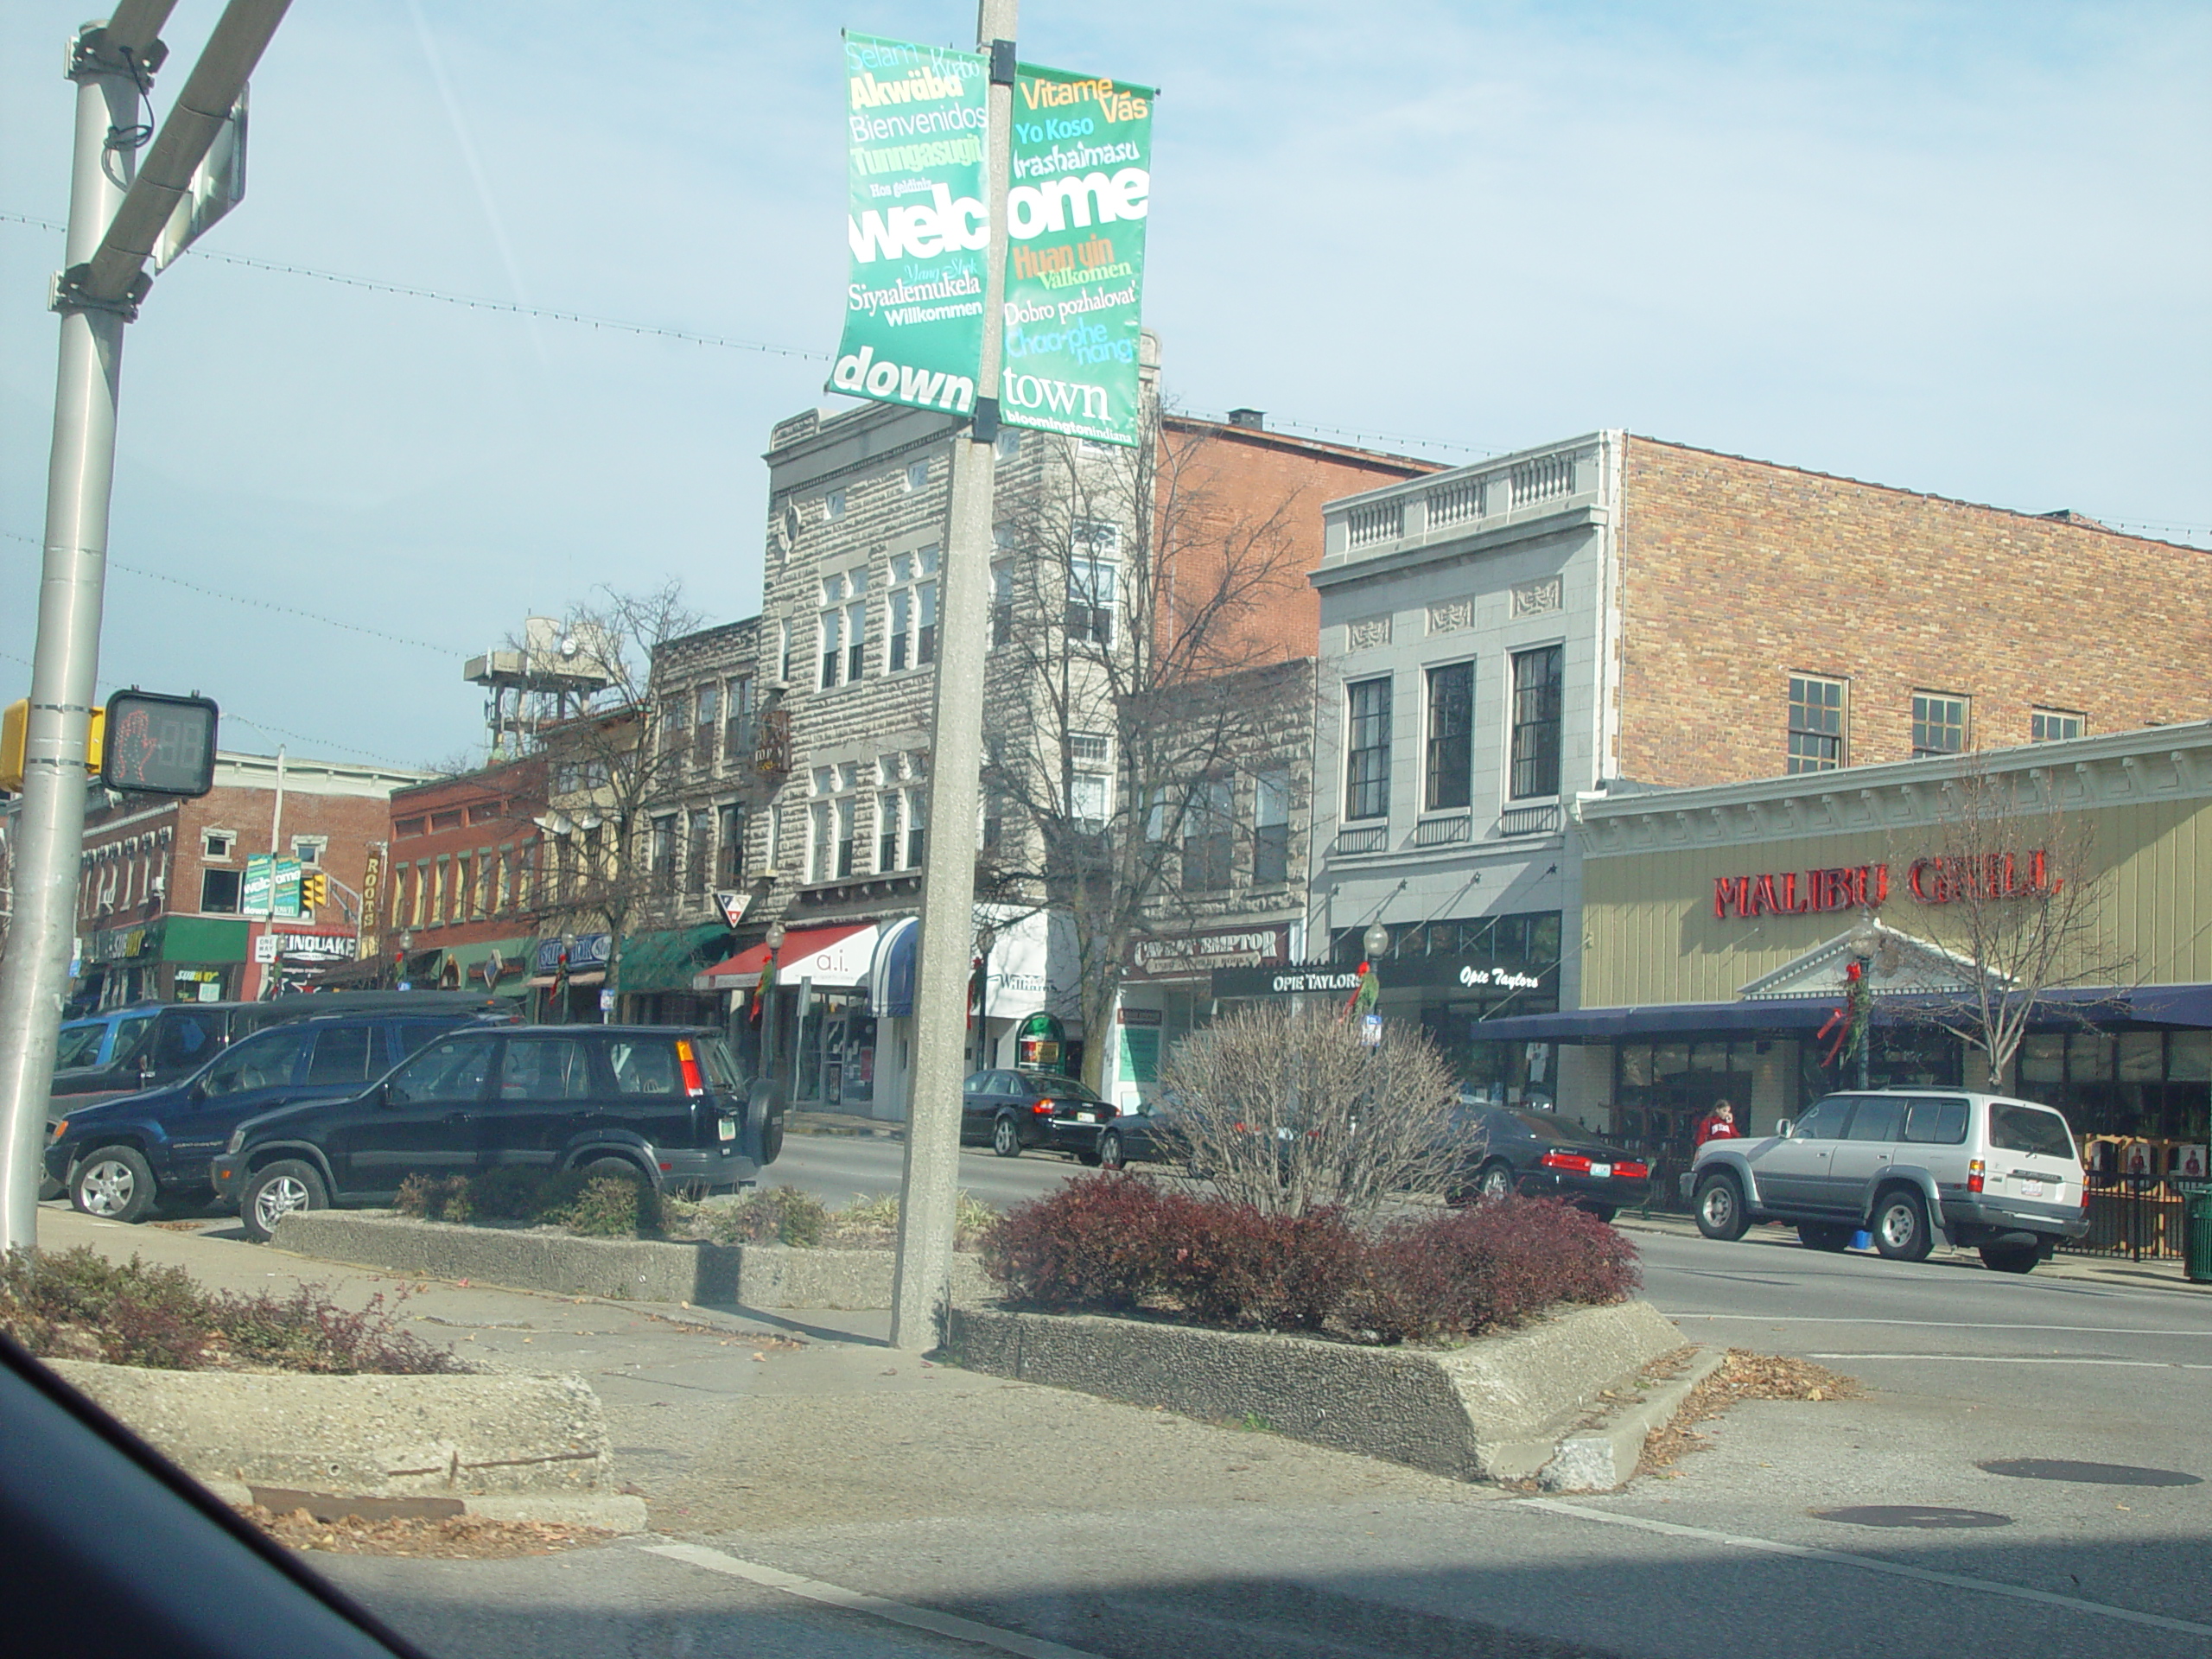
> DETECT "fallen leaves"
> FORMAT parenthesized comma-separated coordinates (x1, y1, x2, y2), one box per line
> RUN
(1638, 1350, 1866, 1476)
(234, 1504, 612, 1559)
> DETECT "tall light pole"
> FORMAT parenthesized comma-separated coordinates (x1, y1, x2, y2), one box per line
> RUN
(889, 0, 1017, 1351)
(0, 0, 295, 1251)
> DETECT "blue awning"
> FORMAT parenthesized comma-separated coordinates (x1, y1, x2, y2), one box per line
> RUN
(1476, 983, 2212, 1043)
(868, 917, 920, 1018)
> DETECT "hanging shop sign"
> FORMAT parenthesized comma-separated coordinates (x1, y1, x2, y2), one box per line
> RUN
(1123, 925, 1290, 982)
(999, 63, 1153, 446)
(832, 34, 991, 418)
(1711, 852, 2057, 920)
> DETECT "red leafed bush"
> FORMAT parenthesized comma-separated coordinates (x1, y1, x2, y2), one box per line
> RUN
(980, 1173, 1202, 1312)
(1163, 1205, 1360, 1332)
(980, 1179, 1637, 1343)
(1344, 1198, 1641, 1344)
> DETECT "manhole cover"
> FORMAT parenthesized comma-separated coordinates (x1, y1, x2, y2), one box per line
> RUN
(1813, 1506, 2012, 1529)
(1979, 1459, 2202, 1488)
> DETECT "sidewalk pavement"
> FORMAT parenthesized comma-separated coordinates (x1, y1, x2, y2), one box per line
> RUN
(32, 1204, 1496, 1538)
(1612, 1207, 2209, 1294)
(785, 1109, 902, 1140)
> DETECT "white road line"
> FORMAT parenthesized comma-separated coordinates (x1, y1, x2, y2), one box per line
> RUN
(1808, 1351, 2212, 1369)
(1525, 1499, 2212, 1640)
(642, 1541, 1108, 1659)
(1671, 1313, 2212, 1337)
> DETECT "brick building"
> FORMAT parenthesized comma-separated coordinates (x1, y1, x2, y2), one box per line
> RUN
(1304, 429, 2212, 1111)
(0, 750, 429, 1011)
(369, 753, 549, 1001)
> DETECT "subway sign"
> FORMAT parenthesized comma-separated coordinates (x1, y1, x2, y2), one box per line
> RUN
(1713, 854, 2058, 920)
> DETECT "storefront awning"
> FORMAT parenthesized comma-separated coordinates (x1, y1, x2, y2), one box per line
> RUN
(615, 923, 736, 995)
(868, 917, 920, 1017)
(695, 922, 875, 990)
(1478, 983, 2212, 1043)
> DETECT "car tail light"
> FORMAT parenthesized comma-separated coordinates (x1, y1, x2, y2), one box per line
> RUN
(1615, 1160, 1649, 1180)
(1540, 1151, 1592, 1174)
(1967, 1158, 1986, 1194)
(1033, 1101, 1056, 1115)
(674, 1039, 707, 1098)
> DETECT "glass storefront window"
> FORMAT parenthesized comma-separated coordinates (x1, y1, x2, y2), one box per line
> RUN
(2119, 1032, 2164, 1083)
(1619, 1045, 1652, 1089)
(2068, 1032, 2115, 1082)
(2019, 1033, 2064, 1084)
(2171, 1032, 2212, 1084)
(1654, 1043, 1689, 1078)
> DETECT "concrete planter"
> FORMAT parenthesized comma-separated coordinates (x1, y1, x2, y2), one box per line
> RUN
(47, 1357, 641, 1529)
(946, 1299, 1686, 1483)
(271, 1211, 988, 1310)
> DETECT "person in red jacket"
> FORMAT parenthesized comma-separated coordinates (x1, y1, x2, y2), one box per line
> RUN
(1694, 1099, 1740, 1148)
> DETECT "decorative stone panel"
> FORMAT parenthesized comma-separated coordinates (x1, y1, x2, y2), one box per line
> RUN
(1510, 577, 1562, 619)
(1346, 614, 1393, 652)
(1426, 599, 1473, 635)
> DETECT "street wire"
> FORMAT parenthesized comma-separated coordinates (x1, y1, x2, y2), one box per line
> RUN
(2, 528, 465, 658)
(0, 210, 828, 361)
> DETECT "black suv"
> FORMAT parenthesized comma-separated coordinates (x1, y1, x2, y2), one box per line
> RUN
(46, 1008, 514, 1224)
(211, 1025, 784, 1241)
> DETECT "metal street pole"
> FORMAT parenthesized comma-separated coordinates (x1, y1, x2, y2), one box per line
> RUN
(890, 0, 1017, 1351)
(0, 0, 291, 1252)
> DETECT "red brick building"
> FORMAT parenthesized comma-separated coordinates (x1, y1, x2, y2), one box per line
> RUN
(374, 754, 549, 1000)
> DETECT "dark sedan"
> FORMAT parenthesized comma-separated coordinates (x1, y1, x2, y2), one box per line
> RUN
(1449, 1106, 1651, 1220)
(961, 1068, 1117, 1160)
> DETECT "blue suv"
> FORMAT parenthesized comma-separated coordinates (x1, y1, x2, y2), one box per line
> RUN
(47, 1009, 512, 1224)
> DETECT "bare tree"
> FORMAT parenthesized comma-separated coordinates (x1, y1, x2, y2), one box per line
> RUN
(1156, 1005, 1465, 1218)
(982, 405, 1318, 1089)
(1903, 756, 2133, 1088)
(528, 582, 703, 1007)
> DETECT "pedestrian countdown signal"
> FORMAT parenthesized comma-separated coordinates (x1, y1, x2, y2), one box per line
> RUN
(99, 690, 219, 798)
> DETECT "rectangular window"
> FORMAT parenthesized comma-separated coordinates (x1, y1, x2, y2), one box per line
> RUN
(906, 459, 930, 493)
(689, 810, 713, 894)
(1067, 524, 1119, 647)
(823, 487, 845, 521)
(1071, 772, 1109, 830)
(887, 547, 940, 671)
(982, 786, 1005, 849)
(904, 787, 926, 868)
(293, 838, 322, 867)
(1182, 778, 1233, 892)
(716, 804, 746, 885)
(2031, 708, 2084, 743)
(1345, 677, 1392, 821)
(1509, 645, 1564, 800)
(818, 606, 842, 690)
(651, 815, 677, 895)
(1254, 767, 1290, 887)
(694, 683, 719, 765)
(1424, 661, 1474, 810)
(199, 868, 241, 913)
(722, 676, 754, 765)
(846, 598, 867, 685)
(836, 798, 855, 878)
(1070, 731, 1110, 766)
(1788, 675, 1846, 772)
(808, 801, 831, 883)
(1911, 691, 1969, 757)
(879, 791, 902, 873)
(991, 561, 1014, 649)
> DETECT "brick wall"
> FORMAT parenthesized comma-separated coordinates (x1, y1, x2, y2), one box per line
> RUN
(1616, 437, 2212, 786)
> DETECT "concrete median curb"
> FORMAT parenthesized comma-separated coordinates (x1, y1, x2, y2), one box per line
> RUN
(47, 1358, 638, 1528)
(270, 1210, 988, 1311)
(944, 1298, 1686, 1483)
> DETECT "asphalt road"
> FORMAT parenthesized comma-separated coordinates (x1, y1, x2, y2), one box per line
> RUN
(768, 1127, 1085, 1212)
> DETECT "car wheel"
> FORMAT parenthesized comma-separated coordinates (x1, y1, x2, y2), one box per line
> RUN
(991, 1116, 1021, 1158)
(1694, 1171, 1751, 1241)
(1980, 1242, 2040, 1274)
(581, 1157, 645, 1185)
(1074, 1148, 1103, 1167)
(1798, 1222, 1852, 1252)
(1872, 1188, 1934, 1262)
(240, 1160, 327, 1244)
(1586, 1204, 1618, 1224)
(1096, 1129, 1125, 1171)
(1475, 1161, 1515, 1202)
(71, 1147, 156, 1224)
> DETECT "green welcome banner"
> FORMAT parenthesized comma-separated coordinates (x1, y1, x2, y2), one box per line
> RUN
(832, 35, 991, 416)
(1001, 66, 1154, 446)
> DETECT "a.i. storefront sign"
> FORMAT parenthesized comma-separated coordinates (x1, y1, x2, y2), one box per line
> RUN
(832, 35, 1153, 447)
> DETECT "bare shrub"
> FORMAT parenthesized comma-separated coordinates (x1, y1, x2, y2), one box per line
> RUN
(1156, 1004, 1467, 1217)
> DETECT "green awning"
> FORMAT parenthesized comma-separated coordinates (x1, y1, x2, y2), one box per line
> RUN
(161, 917, 249, 963)
(614, 923, 735, 995)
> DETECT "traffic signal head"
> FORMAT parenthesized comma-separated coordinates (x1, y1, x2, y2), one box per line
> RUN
(300, 870, 328, 910)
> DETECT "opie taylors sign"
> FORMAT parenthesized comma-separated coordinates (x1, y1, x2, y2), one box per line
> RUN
(1713, 854, 2059, 919)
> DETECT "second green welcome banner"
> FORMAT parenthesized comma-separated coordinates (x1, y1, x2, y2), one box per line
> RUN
(1001, 67, 1154, 447)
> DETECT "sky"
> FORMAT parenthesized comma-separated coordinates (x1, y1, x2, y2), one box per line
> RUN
(2, 2, 2206, 773)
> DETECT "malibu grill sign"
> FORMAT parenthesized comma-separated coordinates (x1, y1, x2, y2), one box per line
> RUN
(1713, 853, 2060, 920)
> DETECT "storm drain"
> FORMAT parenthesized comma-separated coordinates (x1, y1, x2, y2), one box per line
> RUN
(1979, 1459, 2202, 1487)
(1813, 1505, 2012, 1529)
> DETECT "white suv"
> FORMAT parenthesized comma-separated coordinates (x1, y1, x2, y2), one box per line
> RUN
(1685, 1090, 2090, 1274)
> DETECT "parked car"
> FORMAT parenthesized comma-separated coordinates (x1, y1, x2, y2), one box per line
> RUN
(1446, 1106, 1652, 1221)
(1090, 1092, 1186, 1171)
(48, 991, 512, 1113)
(45, 1008, 514, 1224)
(961, 1068, 1116, 1160)
(210, 1025, 783, 1242)
(1685, 1089, 2090, 1273)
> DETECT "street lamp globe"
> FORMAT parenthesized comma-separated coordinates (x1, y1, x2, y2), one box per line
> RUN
(1363, 921, 1392, 961)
